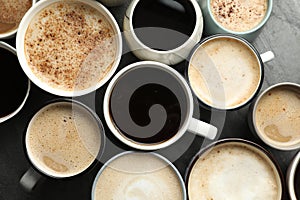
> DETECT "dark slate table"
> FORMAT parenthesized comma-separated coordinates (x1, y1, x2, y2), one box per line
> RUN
(0, 0, 299, 199)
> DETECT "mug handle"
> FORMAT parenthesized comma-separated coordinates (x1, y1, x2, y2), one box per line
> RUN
(187, 118, 218, 140)
(20, 168, 42, 192)
(261, 51, 275, 63)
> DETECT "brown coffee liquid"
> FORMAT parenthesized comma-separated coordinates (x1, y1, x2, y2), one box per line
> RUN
(295, 163, 300, 198)
(0, 48, 28, 117)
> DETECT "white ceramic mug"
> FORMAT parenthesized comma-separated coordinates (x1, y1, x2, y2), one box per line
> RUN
(287, 151, 300, 200)
(103, 61, 218, 151)
(123, 0, 203, 65)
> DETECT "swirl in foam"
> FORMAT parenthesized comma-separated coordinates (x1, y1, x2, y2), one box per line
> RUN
(93, 153, 183, 200)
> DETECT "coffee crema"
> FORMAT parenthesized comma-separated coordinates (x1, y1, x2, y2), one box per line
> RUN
(0, 0, 32, 34)
(188, 143, 281, 200)
(26, 103, 101, 177)
(188, 37, 261, 109)
(24, 1, 117, 91)
(255, 86, 300, 146)
(210, 0, 268, 32)
(93, 153, 184, 200)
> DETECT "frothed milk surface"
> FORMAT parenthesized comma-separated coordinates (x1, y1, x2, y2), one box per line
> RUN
(94, 153, 183, 200)
(210, 0, 268, 32)
(188, 37, 261, 109)
(188, 143, 281, 200)
(24, 1, 117, 91)
(27, 103, 101, 177)
(0, 0, 32, 34)
(255, 86, 300, 146)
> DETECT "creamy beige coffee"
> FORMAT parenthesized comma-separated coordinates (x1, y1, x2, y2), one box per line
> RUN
(188, 142, 281, 200)
(0, 0, 32, 34)
(26, 102, 101, 177)
(210, 0, 268, 32)
(255, 86, 300, 147)
(24, 1, 117, 91)
(93, 153, 184, 200)
(188, 37, 261, 109)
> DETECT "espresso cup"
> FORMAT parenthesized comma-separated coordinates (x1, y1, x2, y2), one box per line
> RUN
(199, 0, 273, 41)
(0, 41, 30, 123)
(0, 0, 36, 39)
(92, 151, 187, 200)
(20, 99, 105, 191)
(248, 82, 300, 150)
(123, 0, 203, 65)
(287, 151, 300, 200)
(186, 34, 274, 111)
(185, 138, 283, 200)
(103, 61, 218, 151)
(16, 0, 122, 97)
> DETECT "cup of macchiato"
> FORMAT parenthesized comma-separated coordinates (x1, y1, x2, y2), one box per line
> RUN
(0, 0, 36, 39)
(123, 0, 203, 65)
(20, 99, 105, 191)
(103, 61, 218, 151)
(16, 0, 122, 97)
(287, 151, 300, 200)
(186, 139, 283, 200)
(199, 0, 273, 41)
(186, 34, 274, 110)
(92, 151, 186, 200)
(249, 82, 300, 150)
(0, 41, 30, 123)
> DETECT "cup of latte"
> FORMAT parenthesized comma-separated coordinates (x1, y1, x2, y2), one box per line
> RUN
(103, 61, 218, 151)
(20, 99, 105, 191)
(0, 0, 36, 39)
(92, 151, 186, 200)
(186, 34, 274, 110)
(16, 0, 122, 97)
(186, 139, 283, 200)
(249, 82, 300, 150)
(287, 151, 300, 200)
(123, 0, 203, 65)
(199, 0, 273, 41)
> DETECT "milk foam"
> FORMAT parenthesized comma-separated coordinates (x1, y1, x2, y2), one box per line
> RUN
(94, 153, 183, 200)
(27, 102, 101, 177)
(188, 143, 281, 200)
(210, 0, 268, 32)
(255, 86, 300, 147)
(188, 37, 261, 109)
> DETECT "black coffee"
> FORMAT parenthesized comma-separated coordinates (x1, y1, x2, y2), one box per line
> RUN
(0, 47, 28, 118)
(132, 0, 196, 51)
(109, 65, 188, 144)
(295, 162, 300, 198)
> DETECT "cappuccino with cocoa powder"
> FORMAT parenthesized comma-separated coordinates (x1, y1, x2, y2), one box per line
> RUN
(26, 102, 102, 177)
(24, 1, 117, 92)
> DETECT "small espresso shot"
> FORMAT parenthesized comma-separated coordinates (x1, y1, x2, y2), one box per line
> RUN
(0, 0, 33, 38)
(0, 43, 29, 121)
(132, 0, 196, 51)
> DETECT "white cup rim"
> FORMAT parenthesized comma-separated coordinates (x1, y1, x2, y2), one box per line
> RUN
(252, 82, 300, 150)
(103, 61, 194, 150)
(287, 151, 300, 200)
(16, 0, 122, 97)
(91, 151, 187, 200)
(0, 41, 30, 124)
(127, 0, 203, 54)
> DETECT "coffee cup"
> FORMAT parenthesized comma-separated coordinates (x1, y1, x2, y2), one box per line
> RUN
(248, 82, 300, 150)
(123, 0, 203, 65)
(185, 138, 283, 200)
(103, 61, 218, 151)
(16, 0, 122, 97)
(199, 0, 273, 41)
(0, 41, 30, 123)
(0, 0, 36, 39)
(287, 151, 300, 200)
(92, 151, 187, 200)
(20, 99, 105, 191)
(186, 34, 274, 111)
